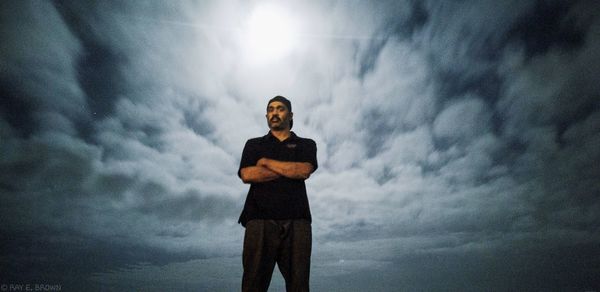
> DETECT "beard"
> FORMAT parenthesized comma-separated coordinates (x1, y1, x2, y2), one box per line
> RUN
(268, 117, 288, 130)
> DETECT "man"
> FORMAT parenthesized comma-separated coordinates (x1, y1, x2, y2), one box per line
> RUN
(238, 95, 318, 292)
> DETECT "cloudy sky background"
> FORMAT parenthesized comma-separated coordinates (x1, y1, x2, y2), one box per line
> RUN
(1, 0, 599, 290)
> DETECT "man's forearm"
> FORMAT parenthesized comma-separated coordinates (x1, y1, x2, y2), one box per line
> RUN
(258, 158, 313, 180)
(240, 166, 280, 184)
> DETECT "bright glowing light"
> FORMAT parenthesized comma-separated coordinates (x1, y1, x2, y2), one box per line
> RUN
(243, 4, 297, 63)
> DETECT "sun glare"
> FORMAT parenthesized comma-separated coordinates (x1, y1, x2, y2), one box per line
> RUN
(243, 4, 297, 63)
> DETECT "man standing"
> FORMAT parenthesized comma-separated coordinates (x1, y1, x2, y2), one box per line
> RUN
(238, 96, 318, 292)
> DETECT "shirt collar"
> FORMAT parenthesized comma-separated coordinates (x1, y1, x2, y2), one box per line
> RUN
(265, 131, 297, 142)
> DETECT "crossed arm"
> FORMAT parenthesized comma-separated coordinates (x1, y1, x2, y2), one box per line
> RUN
(239, 158, 314, 184)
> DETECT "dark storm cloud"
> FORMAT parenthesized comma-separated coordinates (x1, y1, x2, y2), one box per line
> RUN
(1, 1, 243, 287)
(2, 0, 600, 290)
(0, 1, 85, 137)
(136, 189, 238, 222)
(304, 0, 600, 289)
(508, 0, 588, 57)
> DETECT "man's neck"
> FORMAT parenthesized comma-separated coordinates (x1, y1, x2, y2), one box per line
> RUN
(270, 129, 291, 141)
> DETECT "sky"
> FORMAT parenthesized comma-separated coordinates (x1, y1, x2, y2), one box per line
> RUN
(1, 0, 599, 291)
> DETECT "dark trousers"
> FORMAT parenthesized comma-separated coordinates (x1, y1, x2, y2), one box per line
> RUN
(242, 219, 312, 292)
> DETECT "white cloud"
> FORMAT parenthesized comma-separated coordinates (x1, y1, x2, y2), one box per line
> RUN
(433, 96, 491, 142)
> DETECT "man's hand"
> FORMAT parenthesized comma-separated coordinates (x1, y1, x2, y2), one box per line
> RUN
(257, 158, 269, 167)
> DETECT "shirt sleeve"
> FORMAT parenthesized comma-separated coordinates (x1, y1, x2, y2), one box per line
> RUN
(238, 139, 259, 179)
(300, 139, 318, 173)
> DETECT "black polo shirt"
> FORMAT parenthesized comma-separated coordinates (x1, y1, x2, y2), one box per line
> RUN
(237, 131, 318, 227)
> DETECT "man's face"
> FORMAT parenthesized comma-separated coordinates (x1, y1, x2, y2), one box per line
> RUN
(266, 101, 293, 130)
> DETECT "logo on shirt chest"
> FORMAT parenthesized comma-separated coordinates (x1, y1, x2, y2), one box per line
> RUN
(286, 143, 297, 149)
